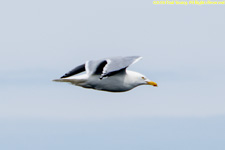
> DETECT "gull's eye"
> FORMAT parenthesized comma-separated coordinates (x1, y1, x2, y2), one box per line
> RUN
(141, 77, 146, 80)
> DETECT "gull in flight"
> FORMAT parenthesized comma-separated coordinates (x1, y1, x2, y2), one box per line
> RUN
(53, 56, 157, 92)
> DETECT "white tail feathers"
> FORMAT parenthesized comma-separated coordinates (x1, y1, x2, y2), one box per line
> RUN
(52, 79, 66, 82)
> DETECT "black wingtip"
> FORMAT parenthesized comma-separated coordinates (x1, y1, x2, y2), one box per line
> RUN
(60, 64, 86, 79)
(99, 74, 105, 80)
(60, 74, 68, 78)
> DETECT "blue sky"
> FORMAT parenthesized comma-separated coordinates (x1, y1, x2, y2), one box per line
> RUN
(1, 0, 225, 150)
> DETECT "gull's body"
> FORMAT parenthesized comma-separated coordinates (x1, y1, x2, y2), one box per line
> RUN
(53, 56, 157, 92)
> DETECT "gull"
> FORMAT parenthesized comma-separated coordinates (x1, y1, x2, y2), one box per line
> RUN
(53, 56, 157, 92)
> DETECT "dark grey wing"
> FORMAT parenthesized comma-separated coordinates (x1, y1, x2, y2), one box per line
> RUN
(100, 56, 142, 79)
(61, 64, 85, 78)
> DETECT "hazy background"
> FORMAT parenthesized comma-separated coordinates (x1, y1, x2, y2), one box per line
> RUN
(1, 0, 225, 149)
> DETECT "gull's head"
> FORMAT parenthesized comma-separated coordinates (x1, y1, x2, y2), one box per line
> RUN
(141, 76, 158, 87)
(126, 70, 158, 87)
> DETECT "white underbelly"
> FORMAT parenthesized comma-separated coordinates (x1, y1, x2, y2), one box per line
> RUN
(81, 75, 132, 92)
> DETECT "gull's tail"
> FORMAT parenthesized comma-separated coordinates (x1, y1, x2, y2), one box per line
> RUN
(52, 79, 67, 82)
(52, 74, 88, 86)
(52, 78, 84, 86)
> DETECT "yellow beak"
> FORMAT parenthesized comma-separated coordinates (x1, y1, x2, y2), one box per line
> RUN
(147, 81, 158, 87)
